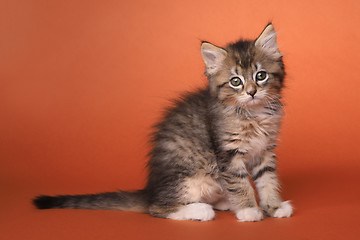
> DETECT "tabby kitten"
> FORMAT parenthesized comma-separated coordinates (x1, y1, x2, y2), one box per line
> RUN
(33, 24, 293, 222)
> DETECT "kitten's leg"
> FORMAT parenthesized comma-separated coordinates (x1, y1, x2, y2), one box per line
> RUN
(219, 154, 263, 222)
(251, 151, 293, 218)
(149, 203, 215, 221)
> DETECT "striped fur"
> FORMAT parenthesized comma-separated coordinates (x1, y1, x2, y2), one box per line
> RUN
(33, 24, 292, 221)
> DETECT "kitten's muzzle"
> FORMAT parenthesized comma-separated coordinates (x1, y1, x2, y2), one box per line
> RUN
(245, 83, 257, 98)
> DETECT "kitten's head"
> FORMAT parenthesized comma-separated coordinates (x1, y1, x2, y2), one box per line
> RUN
(201, 24, 285, 109)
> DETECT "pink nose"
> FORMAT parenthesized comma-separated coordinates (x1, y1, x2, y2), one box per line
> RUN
(247, 89, 257, 97)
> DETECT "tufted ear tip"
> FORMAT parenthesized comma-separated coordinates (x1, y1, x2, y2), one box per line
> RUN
(255, 24, 281, 57)
(265, 23, 274, 31)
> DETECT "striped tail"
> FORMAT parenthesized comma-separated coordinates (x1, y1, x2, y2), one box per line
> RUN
(33, 190, 148, 212)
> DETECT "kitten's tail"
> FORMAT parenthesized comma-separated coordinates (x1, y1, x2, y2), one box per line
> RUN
(32, 190, 148, 213)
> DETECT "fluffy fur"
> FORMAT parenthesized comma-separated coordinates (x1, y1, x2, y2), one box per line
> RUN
(33, 24, 293, 222)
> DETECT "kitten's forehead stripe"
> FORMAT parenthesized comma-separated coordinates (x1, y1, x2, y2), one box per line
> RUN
(227, 40, 255, 69)
(231, 67, 238, 76)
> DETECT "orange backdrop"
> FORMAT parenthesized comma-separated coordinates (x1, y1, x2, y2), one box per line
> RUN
(1, 0, 359, 239)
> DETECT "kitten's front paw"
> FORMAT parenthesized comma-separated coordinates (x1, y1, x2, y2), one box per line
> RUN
(273, 201, 293, 218)
(236, 207, 264, 222)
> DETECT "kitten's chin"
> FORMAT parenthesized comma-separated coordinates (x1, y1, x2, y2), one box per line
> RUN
(240, 97, 263, 107)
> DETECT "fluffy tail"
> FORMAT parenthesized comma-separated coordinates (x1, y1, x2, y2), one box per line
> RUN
(33, 190, 148, 212)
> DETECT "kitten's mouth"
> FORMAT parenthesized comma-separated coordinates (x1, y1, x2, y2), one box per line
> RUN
(244, 96, 261, 106)
(235, 96, 264, 108)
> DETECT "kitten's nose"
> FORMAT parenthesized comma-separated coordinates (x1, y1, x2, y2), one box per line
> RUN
(246, 89, 257, 97)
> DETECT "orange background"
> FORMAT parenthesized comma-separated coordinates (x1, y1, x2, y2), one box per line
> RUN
(1, 0, 360, 239)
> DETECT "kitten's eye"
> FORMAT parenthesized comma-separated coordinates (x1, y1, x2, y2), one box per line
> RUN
(255, 71, 268, 81)
(229, 77, 243, 88)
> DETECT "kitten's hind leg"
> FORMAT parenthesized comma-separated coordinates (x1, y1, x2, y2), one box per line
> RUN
(149, 203, 215, 221)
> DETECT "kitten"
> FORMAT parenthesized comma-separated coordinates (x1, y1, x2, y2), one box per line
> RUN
(33, 24, 293, 222)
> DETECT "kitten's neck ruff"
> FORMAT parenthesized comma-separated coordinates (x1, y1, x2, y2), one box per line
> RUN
(212, 94, 283, 159)
(218, 99, 283, 120)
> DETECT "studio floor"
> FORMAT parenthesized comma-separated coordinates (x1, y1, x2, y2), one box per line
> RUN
(1, 166, 359, 240)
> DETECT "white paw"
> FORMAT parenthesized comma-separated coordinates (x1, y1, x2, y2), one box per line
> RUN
(213, 199, 231, 211)
(236, 207, 264, 222)
(273, 201, 293, 218)
(167, 203, 215, 221)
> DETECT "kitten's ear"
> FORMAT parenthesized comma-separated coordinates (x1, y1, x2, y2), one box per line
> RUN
(255, 24, 282, 58)
(201, 42, 227, 75)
